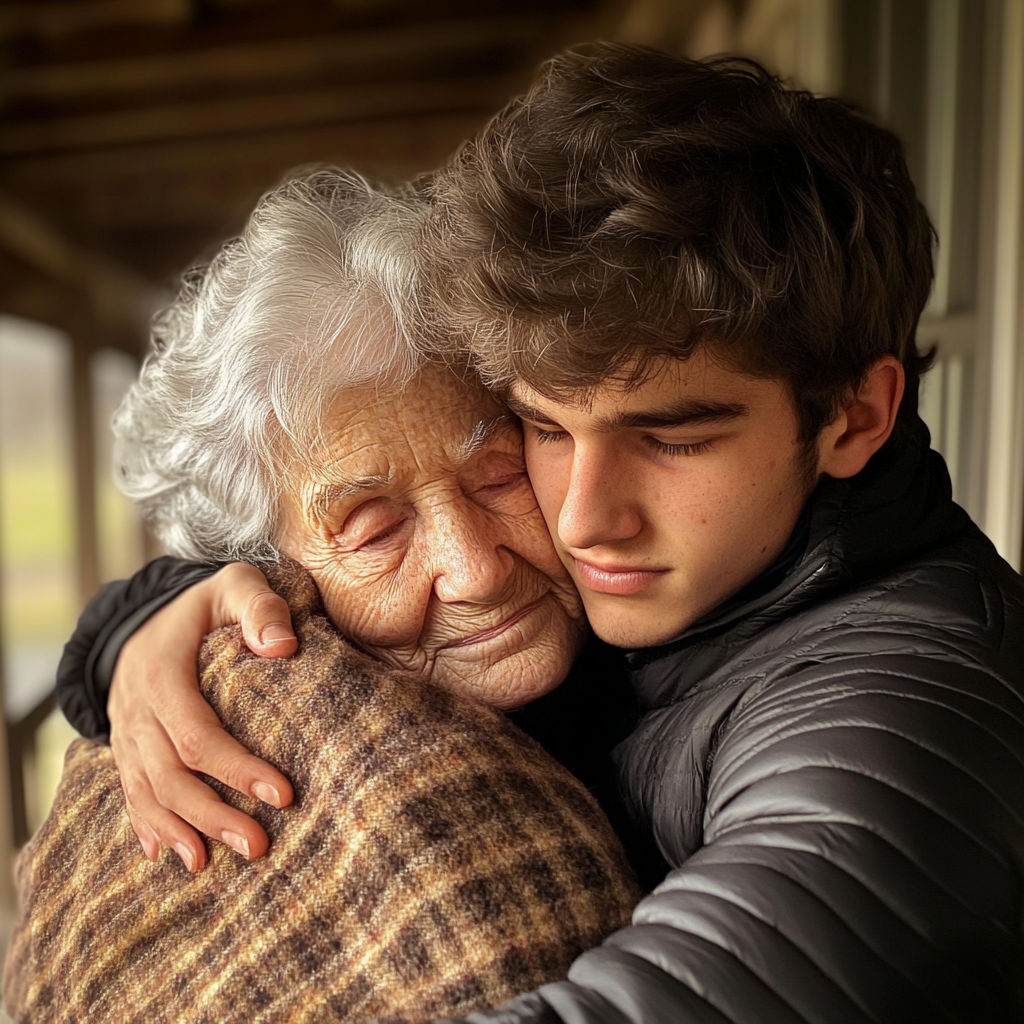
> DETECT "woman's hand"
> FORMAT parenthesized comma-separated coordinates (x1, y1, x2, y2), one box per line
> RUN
(110, 562, 297, 871)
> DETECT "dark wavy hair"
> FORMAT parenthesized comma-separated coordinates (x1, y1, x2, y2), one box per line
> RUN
(423, 43, 936, 443)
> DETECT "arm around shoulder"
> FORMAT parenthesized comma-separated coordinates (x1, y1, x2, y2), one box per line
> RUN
(56, 556, 221, 739)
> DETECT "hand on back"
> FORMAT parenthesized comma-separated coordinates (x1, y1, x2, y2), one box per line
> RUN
(110, 562, 297, 870)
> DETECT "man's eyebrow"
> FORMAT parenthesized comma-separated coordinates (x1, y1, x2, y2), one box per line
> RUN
(311, 472, 392, 517)
(610, 400, 748, 430)
(447, 415, 519, 462)
(505, 395, 558, 424)
(505, 394, 747, 430)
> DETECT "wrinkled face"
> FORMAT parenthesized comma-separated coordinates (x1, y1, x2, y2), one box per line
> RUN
(277, 367, 586, 709)
(508, 351, 817, 648)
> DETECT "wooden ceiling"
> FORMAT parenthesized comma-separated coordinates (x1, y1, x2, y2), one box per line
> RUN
(0, 0, 637, 349)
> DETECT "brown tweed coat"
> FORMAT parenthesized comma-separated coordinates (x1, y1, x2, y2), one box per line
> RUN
(4, 563, 640, 1023)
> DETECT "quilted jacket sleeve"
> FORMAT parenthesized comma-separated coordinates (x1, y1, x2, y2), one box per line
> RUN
(56, 557, 220, 740)
(461, 650, 1024, 1024)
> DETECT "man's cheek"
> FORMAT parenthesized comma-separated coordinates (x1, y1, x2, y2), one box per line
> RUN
(524, 454, 568, 533)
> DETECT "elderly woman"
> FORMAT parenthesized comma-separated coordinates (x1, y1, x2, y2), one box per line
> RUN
(5, 169, 640, 1023)
(115, 170, 584, 707)
(55, 167, 634, 873)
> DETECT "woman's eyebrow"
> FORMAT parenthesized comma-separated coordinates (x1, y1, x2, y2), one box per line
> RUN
(312, 473, 392, 516)
(448, 415, 519, 462)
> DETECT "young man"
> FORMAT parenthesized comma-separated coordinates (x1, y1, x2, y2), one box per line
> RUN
(59, 46, 1024, 1023)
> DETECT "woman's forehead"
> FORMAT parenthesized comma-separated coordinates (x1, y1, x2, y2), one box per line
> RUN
(307, 376, 518, 489)
(329, 366, 497, 423)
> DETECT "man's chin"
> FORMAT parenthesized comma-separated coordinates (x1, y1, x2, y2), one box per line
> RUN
(584, 604, 692, 649)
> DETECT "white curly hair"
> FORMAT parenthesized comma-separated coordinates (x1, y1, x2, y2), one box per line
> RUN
(113, 167, 429, 562)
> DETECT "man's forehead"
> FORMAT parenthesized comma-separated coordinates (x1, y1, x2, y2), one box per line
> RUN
(509, 348, 767, 400)
(507, 363, 758, 429)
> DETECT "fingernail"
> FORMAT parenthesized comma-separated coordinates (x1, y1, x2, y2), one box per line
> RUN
(259, 624, 295, 645)
(223, 831, 250, 859)
(174, 842, 197, 872)
(251, 781, 281, 806)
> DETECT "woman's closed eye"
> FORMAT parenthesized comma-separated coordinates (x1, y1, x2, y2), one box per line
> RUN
(465, 455, 533, 511)
(339, 498, 413, 552)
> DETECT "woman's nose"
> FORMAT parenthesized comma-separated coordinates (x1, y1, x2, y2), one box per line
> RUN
(429, 500, 516, 604)
(557, 445, 643, 551)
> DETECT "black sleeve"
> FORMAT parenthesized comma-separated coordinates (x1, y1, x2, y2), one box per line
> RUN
(56, 557, 221, 740)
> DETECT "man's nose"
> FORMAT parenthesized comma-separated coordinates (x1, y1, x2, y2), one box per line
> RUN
(429, 500, 516, 604)
(557, 445, 643, 550)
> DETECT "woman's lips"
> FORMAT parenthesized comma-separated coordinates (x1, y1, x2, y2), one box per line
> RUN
(443, 597, 545, 649)
(571, 558, 667, 596)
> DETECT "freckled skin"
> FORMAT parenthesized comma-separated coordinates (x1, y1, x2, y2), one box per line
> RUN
(514, 352, 817, 648)
(277, 367, 587, 710)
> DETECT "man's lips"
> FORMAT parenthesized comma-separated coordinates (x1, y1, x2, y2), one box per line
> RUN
(442, 597, 545, 649)
(571, 557, 667, 596)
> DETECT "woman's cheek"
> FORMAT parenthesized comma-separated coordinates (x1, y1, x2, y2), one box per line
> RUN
(508, 514, 573, 587)
(500, 517, 586, 634)
(320, 560, 429, 653)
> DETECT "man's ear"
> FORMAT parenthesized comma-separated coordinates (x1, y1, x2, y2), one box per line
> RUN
(816, 356, 905, 479)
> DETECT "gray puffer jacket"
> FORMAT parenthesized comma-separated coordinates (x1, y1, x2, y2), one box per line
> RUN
(469, 419, 1024, 1024)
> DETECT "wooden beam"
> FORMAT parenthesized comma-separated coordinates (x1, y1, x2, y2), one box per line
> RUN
(0, 258, 145, 356)
(0, 193, 78, 281)
(0, 110, 490, 281)
(0, 0, 190, 39)
(0, 73, 527, 155)
(71, 309, 100, 606)
(0, 112, 490, 232)
(0, 192, 159, 330)
(0, 16, 574, 102)
(0, 257, 78, 330)
(0, 110, 489, 181)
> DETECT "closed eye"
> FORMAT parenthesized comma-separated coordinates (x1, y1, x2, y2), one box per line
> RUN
(531, 427, 569, 444)
(338, 498, 412, 553)
(648, 438, 715, 457)
(475, 470, 528, 493)
(361, 518, 409, 547)
(469, 467, 534, 515)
